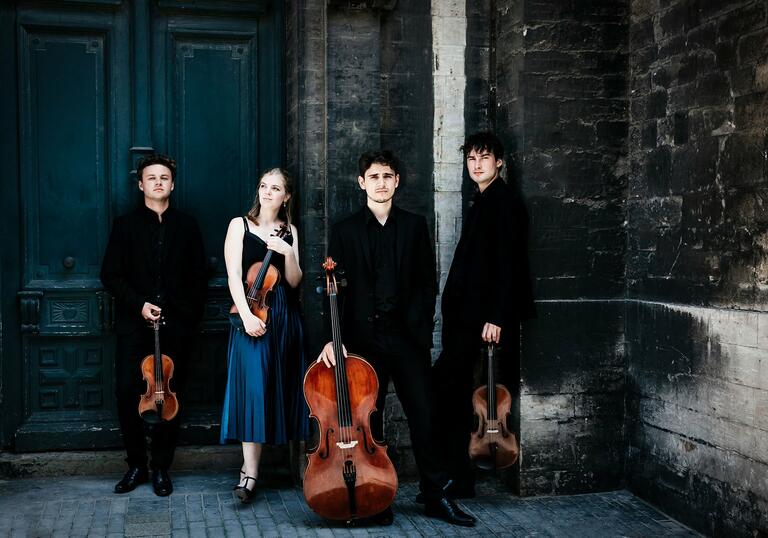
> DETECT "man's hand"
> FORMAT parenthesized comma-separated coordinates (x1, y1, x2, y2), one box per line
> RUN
(316, 341, 347, 368)
(481, 322, 501, 344)
(142, 302, 162, 321)
(242, 312, 267, 338)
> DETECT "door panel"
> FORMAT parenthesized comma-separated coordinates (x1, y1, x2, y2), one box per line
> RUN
(149, 5, 279, 442)
(14, 3, 130, 450)
(153, 11, 262, 281)
(19, 32, 109, 285)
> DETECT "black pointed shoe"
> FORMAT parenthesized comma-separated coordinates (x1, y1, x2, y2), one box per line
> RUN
(152, 468, 173, 497)
(114, 467, 149, 494)
(424, 496, 476, 527)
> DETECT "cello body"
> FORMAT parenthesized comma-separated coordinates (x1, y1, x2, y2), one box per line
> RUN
(302, 257, 398, 522)
(303, 355, 398, 520)
(468, 344, 518, 470)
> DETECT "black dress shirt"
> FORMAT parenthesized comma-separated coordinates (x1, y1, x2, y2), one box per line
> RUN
(101, 205, 207, 334)
(365, 207, 397, 314)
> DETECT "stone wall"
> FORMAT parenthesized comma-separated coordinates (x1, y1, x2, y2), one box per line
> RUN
(490, 0, 631, 495)
(626, 0, 768, 535)
(286, 0, 435, 355)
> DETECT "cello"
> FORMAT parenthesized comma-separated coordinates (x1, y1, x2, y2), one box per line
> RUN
(468, 343, 518, 470)
(230, 224, 289, 323)
(302, 257, 398, 522)
(138, 317, 179, 423)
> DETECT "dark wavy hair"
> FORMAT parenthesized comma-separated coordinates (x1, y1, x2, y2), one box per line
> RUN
(460, 132, 505, 161)
(247, 168, 294, 226)
(137, 153, 177, 181)
(358, 150, 400, 177)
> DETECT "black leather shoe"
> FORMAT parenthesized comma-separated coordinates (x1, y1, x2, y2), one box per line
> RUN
(424, 496, 476, 527)
(114, 467, 148, 494)
(152, 468, 173, 497)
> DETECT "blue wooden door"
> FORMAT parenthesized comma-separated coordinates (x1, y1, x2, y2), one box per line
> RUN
(1, 0, 282, 450)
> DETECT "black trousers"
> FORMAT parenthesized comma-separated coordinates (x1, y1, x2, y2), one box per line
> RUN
(353, 316, 449, 500)
(432, 312, 519, 488)
(115, 321, 191, 470)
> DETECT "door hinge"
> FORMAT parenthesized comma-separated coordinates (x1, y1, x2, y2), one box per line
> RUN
(18, 291, 44, 335)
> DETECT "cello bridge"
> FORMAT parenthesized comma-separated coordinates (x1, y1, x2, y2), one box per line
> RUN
(487, 428, 499, 434)
(336, 440, 358, 449)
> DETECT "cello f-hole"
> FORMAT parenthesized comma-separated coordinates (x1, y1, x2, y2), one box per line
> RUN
(358, 426, 376, 455)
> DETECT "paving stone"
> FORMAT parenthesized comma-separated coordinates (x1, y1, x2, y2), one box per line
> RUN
(0, 472, 702, 537)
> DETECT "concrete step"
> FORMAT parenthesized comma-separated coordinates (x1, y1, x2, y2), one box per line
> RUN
(0, 444, 296, 479)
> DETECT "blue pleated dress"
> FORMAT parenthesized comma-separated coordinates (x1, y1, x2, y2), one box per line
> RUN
(220, 218, 310, 444)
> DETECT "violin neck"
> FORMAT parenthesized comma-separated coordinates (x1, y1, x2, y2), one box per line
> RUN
(328, 293, 352, 427)
(154, 322, 163, 385)
(251, 250, 274, 293)
(487, 345, 496, 421)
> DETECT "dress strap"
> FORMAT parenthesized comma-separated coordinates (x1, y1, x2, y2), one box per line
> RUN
(242, 216, 249, 232)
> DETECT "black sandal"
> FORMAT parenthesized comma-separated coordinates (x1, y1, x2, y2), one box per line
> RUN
(234, 476, 257, 503)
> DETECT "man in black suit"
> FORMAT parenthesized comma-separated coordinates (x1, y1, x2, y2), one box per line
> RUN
(433, 132, 535, 497)
(317, 150, 475, 527)
(101, 154, 207, 496)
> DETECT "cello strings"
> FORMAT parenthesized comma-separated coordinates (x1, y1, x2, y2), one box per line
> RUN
(334, 278, 352, 448)
(329, 285, 351, 448)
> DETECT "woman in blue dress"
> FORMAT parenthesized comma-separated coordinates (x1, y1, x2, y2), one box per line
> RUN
(220, 168, 309, 502)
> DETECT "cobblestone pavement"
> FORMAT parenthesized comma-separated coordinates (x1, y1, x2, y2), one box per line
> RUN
(0, 471, 700, 537)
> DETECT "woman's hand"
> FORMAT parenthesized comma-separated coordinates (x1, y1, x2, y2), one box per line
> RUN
(242, 311, 266, 338)
(266, 234, 293, 257)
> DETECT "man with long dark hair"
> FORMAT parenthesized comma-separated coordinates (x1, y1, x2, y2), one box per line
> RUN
(433, 132, 535, 498)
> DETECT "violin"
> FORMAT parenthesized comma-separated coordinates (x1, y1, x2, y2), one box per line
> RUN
(138, 317, 179, 423)
(302, 257, 398, 522)
(468, 343, 518, 470)
(230, 224, 289, 323)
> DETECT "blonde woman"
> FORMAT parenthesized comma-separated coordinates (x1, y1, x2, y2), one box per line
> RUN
(220, 168, 309, 503)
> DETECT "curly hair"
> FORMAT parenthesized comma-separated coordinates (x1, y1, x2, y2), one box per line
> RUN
(460, 132, 505, 161)
(358, 150, 400, 177)
(137, 153, 177, 181)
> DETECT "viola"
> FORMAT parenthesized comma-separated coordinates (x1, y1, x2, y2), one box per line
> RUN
(302, 257, 398, 522)
(230, 224, 289, 323)
(468, 343, 518, 470)
(138, 317, 179, 423)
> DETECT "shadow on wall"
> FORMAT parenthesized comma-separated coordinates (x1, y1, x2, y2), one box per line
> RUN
(626, 301, 768, 538)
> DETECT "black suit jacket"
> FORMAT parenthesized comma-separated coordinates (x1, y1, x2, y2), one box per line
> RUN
(101, 206, 207, 335)
(328, 205, 437, 351)
(442, 177, 535, 328)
